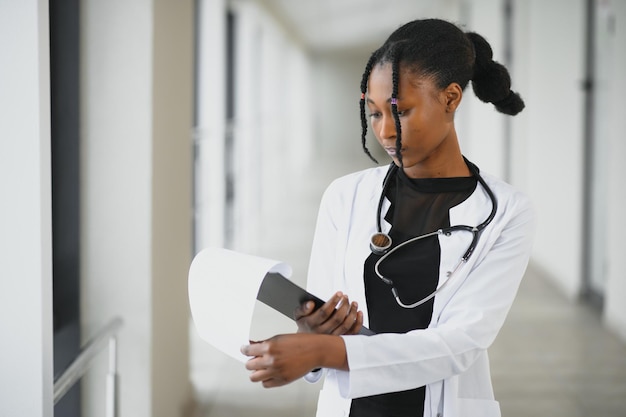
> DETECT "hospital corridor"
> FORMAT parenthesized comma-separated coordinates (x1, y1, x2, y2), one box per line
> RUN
(3, 1, 626, 417)
(188, 148, 626, 417)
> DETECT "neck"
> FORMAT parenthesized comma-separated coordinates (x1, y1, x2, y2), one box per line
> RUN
(401, 147, 470, 179)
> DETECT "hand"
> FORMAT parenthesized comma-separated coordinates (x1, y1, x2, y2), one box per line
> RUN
(295, 291, 363, 335)
(240, 333, 347, 388)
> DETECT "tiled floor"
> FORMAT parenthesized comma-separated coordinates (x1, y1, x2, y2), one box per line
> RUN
(491, 265, 626, 416)
(190, 148, 626, 417)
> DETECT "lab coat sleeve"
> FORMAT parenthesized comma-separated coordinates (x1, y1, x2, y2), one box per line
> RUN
(336, 191, 536, 398)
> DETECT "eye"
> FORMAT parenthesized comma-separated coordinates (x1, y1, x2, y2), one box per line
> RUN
(396, 109, 407, 117)
(369, 112, 381, 119)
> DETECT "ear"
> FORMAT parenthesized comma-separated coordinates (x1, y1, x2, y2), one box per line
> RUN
(443, 83, 463, 112)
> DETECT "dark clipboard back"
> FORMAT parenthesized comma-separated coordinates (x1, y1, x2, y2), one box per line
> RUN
(256, 272, 374, 336)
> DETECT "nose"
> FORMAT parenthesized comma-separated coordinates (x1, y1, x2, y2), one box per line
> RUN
(377, 114, 397, 141)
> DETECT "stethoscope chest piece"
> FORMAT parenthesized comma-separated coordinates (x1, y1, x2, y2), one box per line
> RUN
(370, 232, 392, 255)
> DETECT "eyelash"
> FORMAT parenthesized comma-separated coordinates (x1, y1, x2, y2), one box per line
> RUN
(369, 110, 406, 119)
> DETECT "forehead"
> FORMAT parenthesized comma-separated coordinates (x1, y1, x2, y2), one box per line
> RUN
(367, 63, 438, 99)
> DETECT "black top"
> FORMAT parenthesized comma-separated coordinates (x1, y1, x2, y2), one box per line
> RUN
(349, 167, 477, 417)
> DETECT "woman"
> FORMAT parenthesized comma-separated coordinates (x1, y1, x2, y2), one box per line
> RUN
(241, 18, 535, 417)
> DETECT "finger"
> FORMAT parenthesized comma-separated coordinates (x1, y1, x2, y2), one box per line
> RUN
(308, 292, 344, 328)
(241, 341, 266, 357)
(334, 295, 352, 319)
(245, 355, 273, 371)
(241, 344, 253, 357)
(248, 368, 274, 383)
(346, 310, 364, 335)
(330, 300, 358, 336)
(262, 377, 288, 388)
(314, 295, 354, 335)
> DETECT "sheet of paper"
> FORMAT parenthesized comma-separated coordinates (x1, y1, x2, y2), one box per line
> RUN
(188, 247, 292, 363)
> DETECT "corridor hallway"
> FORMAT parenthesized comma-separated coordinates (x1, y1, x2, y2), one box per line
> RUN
(190, 148, 626, 417)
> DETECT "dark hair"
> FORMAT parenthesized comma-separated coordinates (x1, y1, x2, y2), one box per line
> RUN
(359, 18, 525, 163)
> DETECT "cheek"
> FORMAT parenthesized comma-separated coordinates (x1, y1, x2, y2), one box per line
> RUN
(402, 115, 430, 137)
(401, 118, 447, 148)
(369, 120, 380, 139)
(406, 108, 447, 136)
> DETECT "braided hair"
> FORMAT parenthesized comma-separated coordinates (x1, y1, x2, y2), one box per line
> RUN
(359, 18, 525, 163)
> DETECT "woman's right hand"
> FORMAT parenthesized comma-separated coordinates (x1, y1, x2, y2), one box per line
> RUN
(295, 292, 363, 335)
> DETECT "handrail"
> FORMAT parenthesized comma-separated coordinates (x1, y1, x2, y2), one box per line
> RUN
(53, 317, 123, 415)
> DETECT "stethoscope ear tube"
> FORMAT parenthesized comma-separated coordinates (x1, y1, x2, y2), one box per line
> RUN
(371, 163, 398, 255)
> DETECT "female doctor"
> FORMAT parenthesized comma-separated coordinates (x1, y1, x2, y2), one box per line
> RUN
(241, 18, 535, 417)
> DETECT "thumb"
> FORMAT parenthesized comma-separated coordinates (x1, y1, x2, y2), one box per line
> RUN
(295, 301, 314, 318)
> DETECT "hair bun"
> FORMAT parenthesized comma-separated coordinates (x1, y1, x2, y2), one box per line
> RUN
(492, 90, 525, 115)
(472, 62, 511, 101)
(466, 31, 525, 115)
(466, 32, 493, 65)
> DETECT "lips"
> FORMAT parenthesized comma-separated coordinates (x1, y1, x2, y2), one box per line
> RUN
(384, 146, 396, 156)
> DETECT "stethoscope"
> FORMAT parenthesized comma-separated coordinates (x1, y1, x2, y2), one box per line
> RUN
(369, 160, 498, 309)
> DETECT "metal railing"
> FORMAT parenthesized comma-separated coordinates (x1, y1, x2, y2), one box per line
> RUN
(53, 317, 123, 417)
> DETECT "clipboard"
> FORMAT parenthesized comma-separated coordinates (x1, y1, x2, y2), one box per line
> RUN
(257, 272, 375, 336)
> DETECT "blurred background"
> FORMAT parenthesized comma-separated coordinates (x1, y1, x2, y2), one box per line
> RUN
(2, 0, 626, 416)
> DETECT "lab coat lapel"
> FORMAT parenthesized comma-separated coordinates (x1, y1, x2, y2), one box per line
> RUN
(342, 168, 387, 328)
(432, 183, 492, 322)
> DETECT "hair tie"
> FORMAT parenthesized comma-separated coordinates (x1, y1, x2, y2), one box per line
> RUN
(360, 93, 365, 100)
(391, 98, 398, 105)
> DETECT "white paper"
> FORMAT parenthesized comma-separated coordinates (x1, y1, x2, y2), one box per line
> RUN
(188, 247, 292, 363)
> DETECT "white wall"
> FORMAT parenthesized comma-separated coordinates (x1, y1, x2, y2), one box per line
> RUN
(456, 0, 507, 179)
(513, 0, 587, 299)
(604, 0, 626, 342)
(81, 1, 194, 416)
(195, 0, 227, 252)
(510, 0, 626, 344)
(460, 0, 588, 303)
(311, 51, 380, 162)
(0, 1, 53, 416)
(81, 1, 152, 414)
(228, 1, 315, 254)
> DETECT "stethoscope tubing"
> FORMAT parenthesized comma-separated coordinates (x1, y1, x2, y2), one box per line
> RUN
(373, 159, 498, 309)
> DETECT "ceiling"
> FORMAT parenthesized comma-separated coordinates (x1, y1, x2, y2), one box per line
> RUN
(254, 0, 457, 54)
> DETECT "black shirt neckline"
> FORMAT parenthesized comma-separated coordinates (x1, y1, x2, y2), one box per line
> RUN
(396, 167, 477, 194)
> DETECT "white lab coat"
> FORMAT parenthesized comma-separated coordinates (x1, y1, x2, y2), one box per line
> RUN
(304, 164, 535, 417)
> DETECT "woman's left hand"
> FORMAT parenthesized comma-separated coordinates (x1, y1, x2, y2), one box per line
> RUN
(295, 291, 363, 335)
(240, 333, 347, 388)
